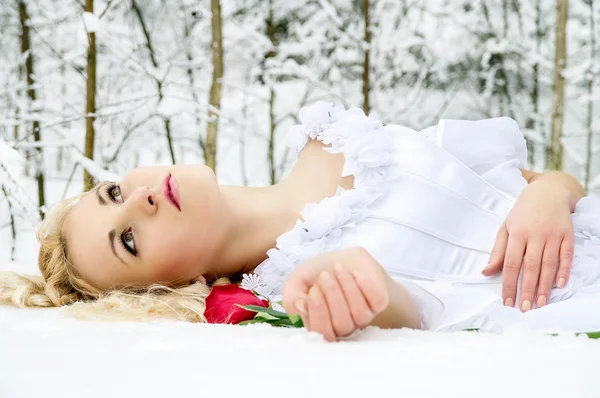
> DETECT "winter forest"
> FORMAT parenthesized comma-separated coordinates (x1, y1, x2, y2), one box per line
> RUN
(0, 0, 598, 265)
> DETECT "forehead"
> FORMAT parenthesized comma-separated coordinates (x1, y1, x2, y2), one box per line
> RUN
(65, 189, 120, 289)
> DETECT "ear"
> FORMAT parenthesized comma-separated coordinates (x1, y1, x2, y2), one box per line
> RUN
(194, 275, 207, 285)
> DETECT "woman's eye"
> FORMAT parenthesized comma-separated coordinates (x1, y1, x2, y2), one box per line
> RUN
(110, 185, 123, 202)
(122, 229, 136, 255)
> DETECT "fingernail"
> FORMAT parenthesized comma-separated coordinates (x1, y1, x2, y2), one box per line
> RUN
(557, 278, 566, 289)
(295, 298, 307, 315)
(309, 286, 323, 305)
(320, 271, 331, 282)
(333, 263, 345, 274)
(352, 270, 362, 282)
(504, 297, 514, 308)
(521, 300, 531, 312)
(537, 295, 547, 308)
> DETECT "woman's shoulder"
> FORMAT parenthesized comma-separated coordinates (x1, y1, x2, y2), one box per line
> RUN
(254, 102, 402, 297)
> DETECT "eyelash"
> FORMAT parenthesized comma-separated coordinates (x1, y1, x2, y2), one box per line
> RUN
(105, 184, 121, 203)
(119, 229, 137, 256)
(105, 184, 137, 256)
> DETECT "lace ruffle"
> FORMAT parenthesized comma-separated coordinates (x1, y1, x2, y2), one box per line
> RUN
(249, 102, 398, 297)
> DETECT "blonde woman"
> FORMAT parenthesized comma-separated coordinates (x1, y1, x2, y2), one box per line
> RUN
(2, 102, 597, 342)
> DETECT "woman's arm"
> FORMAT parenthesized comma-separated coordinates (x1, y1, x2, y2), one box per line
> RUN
(371, 272, 421, 330)
(520, 169, 586, 212)
(485, 169, 585, 312)
(282, 247, 421, 342)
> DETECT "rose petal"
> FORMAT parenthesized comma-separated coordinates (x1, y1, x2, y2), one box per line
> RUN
(204, 284, 270, 324)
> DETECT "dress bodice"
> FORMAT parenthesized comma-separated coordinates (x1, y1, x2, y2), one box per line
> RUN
(339, 125, 516, 283)
(250, 102, 527, 298)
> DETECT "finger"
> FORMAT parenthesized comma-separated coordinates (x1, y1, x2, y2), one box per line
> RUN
(318, 271, 356, 338)
(307, 285, 336, 342)
(282, 270, 313, 316)
(519, 239, 545, 312)
(556, 229, 575, 289)
(333, 263, 374, 328)
(293, 296, 309, 328)
(502, 234, 526, 308)
(353, 270, 389, 314)
(483, 224, 509, 276)
(536, 239, 560, 308)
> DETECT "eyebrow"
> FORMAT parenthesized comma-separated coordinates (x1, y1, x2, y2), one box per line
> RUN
(95, 184, 107, 206)
(108, 229, 126, 265)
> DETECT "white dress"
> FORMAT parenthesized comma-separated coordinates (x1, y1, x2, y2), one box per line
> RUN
(248, 102, 600, 334)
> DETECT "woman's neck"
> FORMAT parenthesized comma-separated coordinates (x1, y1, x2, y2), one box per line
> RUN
(208, 140, 351, 279)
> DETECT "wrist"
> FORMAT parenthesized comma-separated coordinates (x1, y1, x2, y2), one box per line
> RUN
(527, 171, 585, 212)
(526, 179, 574, 209)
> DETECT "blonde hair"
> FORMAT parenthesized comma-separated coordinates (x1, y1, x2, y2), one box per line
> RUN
(0, 189, 225, 322)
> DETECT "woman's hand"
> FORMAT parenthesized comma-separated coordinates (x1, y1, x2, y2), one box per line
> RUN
(282, 247, 390, 342)
(483, 179, 575, 312)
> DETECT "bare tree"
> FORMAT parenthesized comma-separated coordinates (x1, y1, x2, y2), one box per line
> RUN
(179, 2, 205, 159)
(362, 0, 371, 114)
(549, 0, 569, 171)
(527, 0, 544, 167)
(266, 0, 277, 185)
(83, 0, 97, 191)
(1, 185, 17, 261)
(131, 0, 177, 165)
(19, 0, 45, 216)
(205, 0, 224, 172)
(585, 0, 597, 190)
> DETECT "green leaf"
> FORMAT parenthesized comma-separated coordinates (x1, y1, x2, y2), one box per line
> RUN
(253, 312, 280, 321)
(238, 320, 262, 326)
(240, 305, 289, 319)
(289, 314, 304, 328)
(268, 319, 295, 327)
(236, 304, 305, 328)
(583, 332, 600, 339)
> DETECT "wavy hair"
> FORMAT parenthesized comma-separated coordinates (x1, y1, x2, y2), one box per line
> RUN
(0, 189, 225, 322)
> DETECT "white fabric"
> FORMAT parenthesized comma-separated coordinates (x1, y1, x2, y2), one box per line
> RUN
(253, 101, 600, 334)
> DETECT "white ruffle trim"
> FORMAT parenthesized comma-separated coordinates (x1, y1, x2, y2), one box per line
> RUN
(249, 101, 398, 297)
(550, 197, 600, 302)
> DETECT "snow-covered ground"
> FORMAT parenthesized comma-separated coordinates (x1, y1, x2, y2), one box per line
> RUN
(1, 271, 599, 398)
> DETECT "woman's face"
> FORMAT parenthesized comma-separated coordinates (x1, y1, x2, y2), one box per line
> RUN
(66, 165, 223, 290)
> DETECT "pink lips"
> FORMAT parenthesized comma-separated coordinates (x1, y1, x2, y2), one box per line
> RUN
(162, 174, 181, 211)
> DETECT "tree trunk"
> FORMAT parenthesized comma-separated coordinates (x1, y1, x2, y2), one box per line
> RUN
(266, 0, 277, 185)
(205, 0, 224, 172)
(180, 8, 205, 159)
(19, 0, 45, 217)
(362, 0, 371, 114)
(83, 0, 97, 191)
(131, 0, 177, 164)
(268, 87, 276, 185)
(526, 0, 543, 167)
(549, 0, 569, 171)
(585, 0, 596, 190)
(1, 185, 16, 261)
(240, 68, 250, 187)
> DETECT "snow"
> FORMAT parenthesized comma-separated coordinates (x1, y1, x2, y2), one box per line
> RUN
(0, 292, 599, 398)
(82, 12, 101, 34)
(1, 2, 600, 395)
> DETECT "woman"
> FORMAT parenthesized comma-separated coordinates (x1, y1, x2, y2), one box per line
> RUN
(0, 102, 596, 342)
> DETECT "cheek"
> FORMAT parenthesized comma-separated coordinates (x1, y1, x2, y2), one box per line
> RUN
(147, 234, 205, 282)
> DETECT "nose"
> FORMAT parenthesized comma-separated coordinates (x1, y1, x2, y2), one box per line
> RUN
(125, 186, 157, 216)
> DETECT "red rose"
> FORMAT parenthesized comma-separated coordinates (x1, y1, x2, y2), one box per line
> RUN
(204, 284, 269, 324)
